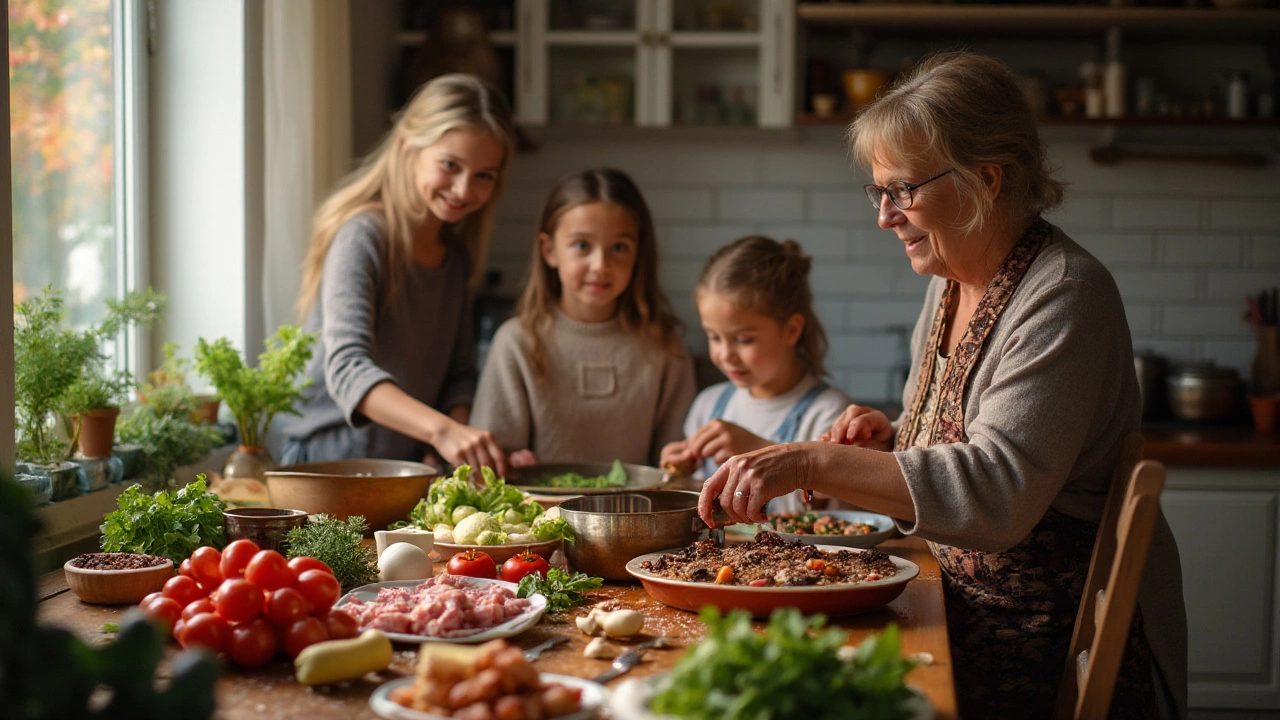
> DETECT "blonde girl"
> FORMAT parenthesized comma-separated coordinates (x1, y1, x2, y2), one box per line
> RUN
(471, 168, 696, 466)
(278, 73, 516, 473)
(660, 235, 850, 512)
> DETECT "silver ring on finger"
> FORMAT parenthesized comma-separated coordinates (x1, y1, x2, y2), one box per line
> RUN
(734, 491, 745, 497)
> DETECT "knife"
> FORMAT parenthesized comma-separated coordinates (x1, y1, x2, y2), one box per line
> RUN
(522, 635, 568, 662)
(590, 637, 669, 684)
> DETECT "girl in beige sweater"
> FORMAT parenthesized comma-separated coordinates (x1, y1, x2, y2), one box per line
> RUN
(471, 168, 696, 466)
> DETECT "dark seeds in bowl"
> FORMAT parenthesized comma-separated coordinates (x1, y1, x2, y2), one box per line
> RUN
(70, 552, 168, 571)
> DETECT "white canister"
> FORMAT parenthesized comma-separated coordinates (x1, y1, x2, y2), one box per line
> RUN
(1226, 71, 1249, 119)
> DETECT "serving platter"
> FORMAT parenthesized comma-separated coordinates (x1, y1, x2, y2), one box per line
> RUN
(607, 674, 933, 720)
(723, 510, 897, 549)
(335, 576, 547, 644)
(369, 674, 608, 720)
(625, 544, 919, 618)
(504, 461, 669, 496)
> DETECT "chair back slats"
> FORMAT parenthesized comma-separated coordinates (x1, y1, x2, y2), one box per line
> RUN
(1054, 432, 1165, 720)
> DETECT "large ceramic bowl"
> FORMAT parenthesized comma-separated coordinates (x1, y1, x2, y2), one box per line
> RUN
(263, 459, 439, 531)
(626, 544, 918, 618)
(64, 553, 174, 605)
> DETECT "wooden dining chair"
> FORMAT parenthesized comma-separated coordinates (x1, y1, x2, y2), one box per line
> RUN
(1054, 432, 1165, 720)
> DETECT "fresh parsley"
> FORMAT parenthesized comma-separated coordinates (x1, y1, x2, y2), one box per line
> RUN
(284, 514, 378, 591)
(516, 567, 603, 613)
(99, 476, 226, 563)
(649, 608, 918, 720)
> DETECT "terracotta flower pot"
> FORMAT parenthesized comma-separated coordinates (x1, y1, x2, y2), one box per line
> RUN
(192, 395, 221, 424)
(76, 406, 121, 459)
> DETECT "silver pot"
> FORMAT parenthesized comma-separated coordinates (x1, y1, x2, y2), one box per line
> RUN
(1167, 363, 1242, 422)
(558, 491, 727, 581)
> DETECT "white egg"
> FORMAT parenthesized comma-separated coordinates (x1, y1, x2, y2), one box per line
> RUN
(377, 542, 433, 582)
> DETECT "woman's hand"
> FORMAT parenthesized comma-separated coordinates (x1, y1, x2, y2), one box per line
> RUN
(433, 421, 509, 476)
(686, 420, 771, 466)
(660, 440, 696, 473)
(509, 449, 538, 468)
(698, 443, 819, 526)
(821, 404, 895, 451)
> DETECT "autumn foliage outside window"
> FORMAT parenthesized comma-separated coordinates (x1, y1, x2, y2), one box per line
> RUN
(9, 0, 117, 329)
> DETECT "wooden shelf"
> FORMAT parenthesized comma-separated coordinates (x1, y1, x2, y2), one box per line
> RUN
(796, 112, 1280, 127)
(396, 30, 516, 47)
(796, 3, 1280, 40)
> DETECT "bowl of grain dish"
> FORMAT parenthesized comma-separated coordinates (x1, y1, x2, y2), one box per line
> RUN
(63, 552, 173, 605)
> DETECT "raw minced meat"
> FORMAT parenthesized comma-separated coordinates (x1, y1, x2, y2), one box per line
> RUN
(341, 574, 534, 638)
(639, 531, 898, 587)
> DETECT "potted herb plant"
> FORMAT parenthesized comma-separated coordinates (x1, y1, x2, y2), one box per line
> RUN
(14, 286, 165, 499)
(193, 324, 315, 482)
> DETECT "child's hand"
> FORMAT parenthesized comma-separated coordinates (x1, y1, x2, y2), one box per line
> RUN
(510, 449, 538, 468)
(687, 420, 771, 466)
(660, 440, 696, 473)
(821, 404, 894, 451)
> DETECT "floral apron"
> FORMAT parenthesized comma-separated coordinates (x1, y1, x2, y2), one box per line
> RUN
(894, 219, 1156, 719)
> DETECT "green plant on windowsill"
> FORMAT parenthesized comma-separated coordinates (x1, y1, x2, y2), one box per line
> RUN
(14, 286, 165, 466)
(115, 406, 224, 492)
(193, 324, 316, 451)
(138, 342, 200, 420)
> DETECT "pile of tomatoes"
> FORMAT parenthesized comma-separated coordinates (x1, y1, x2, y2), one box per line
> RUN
(139, 539, 359, 667)
(445, 549, 550, 583)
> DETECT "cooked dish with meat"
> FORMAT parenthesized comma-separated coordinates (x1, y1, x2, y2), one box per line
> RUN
(763, 511, 878, 536)
(639, 531, 898, 587)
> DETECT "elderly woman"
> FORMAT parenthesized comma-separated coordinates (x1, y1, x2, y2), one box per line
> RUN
(698, 52, 1186, 719)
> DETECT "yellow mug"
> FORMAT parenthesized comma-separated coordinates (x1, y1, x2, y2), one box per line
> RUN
(843, 69, 890, 113)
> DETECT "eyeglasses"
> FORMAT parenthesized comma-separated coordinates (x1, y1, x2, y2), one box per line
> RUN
(864, 169, 953, 211)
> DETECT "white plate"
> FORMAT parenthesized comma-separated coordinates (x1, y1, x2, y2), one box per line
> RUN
(335, 576, 547, 644)
(608, 674, 933, 720)
(369, 673, 609, 720)
(723, 510, 897, 549)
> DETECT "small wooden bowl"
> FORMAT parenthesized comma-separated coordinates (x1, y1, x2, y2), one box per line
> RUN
(63, 553, 174, 605)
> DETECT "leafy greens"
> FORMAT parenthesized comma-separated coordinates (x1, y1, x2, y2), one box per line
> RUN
(649, 607, 918, 720)
(515, 567, 603, 612)
(393, 465, 574, 542)
(100, 476, 226, 563)
(535, 459, 628, 489)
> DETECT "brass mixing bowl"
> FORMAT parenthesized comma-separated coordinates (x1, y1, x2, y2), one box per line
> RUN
(263, 459, 439, 531)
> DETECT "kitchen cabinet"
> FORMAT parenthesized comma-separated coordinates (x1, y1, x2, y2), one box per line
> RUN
(515, 0, 795, 127)
(795, 3, 1280, 129)
(1164, 466, 1280, 711)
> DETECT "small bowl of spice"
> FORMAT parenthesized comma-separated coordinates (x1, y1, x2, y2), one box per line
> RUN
(63, 552, 173, 605)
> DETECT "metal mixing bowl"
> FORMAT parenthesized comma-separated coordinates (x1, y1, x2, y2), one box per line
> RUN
(263, 459, 439, 531)
(558, 491, 724, 581)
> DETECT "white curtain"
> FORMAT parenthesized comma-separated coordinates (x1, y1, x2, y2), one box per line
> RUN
(262, 0, 352, 336)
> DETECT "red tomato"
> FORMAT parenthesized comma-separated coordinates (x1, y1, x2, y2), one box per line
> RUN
(190, 546, 224, 588)
(219, 539, 261, 579)
(244, 550, 295, 592)
(282, 617, 328, 658)
(140, 591, 164, 608)
(294, 569, 341, 612)
(226, 618, 279, 667)
(144, 596, 183, 633)
(446, 549, 497, 579)
(214, 578, 264, 624)
(181, 597, 216, 621)
(178, 558, 194, 578)
(500, 551, 551, 584)
(322, 608, 360, 640)
(286, 556, 333, 577)
(162, 575, 205, 608)
(172, 618, 186, 642)
(181, 612, 228, 653)
(264, 587, 308, 626)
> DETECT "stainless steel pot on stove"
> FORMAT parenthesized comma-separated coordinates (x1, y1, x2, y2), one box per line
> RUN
(558, 491, 728, 581)
(1166, 363, 1242, 422)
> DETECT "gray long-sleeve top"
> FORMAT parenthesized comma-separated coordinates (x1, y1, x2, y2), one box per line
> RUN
(893, 224, 1187, 717)
(275, 212, 476, 462)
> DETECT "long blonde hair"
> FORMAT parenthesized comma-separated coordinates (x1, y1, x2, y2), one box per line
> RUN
(516, 168, 683, 380)
(297, 73, 516, 320)
(696, 235, 829, 378)
(847, 51, 1064, 235)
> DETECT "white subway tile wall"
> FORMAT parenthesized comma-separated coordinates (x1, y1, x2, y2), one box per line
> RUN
(487, 128, 1280, 403)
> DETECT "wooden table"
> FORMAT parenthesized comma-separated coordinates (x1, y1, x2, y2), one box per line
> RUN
(37, 537, 956, 720)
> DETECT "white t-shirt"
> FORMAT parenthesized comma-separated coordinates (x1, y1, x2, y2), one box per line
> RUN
(683, 373, 851, 512)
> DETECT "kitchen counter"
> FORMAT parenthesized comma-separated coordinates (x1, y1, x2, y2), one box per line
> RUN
(1142, 425, 1280, 467)
(36, 536, 957, 720)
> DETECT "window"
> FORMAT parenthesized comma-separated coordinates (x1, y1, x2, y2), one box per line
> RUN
(9, 0, 145, 369)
